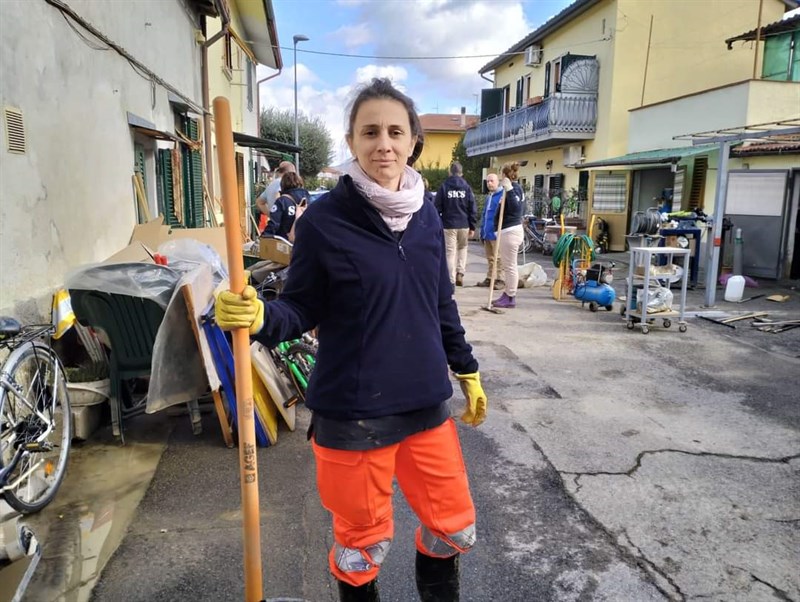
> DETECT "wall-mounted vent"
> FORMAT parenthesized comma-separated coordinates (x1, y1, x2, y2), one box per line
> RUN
(4, 107, 26, 154)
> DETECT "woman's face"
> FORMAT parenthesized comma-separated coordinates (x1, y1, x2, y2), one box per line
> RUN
(347, 98, 418, 191)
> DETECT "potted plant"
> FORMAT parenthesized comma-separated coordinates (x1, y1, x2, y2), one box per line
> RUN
(65, 361, 110, 407)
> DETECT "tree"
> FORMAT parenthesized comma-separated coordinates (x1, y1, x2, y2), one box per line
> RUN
(452, 134, 489, 191)
(259, 107, 334, 180)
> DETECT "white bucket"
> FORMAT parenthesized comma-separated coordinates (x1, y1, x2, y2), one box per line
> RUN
(67, 379, 110, 407)
(724, 275, 746, 302)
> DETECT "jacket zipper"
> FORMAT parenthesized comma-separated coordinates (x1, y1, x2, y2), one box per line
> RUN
(397, 242, 406, 261)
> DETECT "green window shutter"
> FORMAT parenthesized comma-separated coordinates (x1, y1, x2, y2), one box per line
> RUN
(763, 33, 792, 80)
(246, 58, 253, 111)
(156, 149, 180, 226)
(180, 116, 205, 228)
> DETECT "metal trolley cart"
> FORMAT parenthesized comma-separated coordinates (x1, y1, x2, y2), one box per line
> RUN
(625, 246, 690, 334)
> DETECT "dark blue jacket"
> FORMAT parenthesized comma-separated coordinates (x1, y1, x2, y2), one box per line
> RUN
(480, 189, 503, 241)
(434, 175, 477, 230)
(495, 182, 524, 230)
(262, 188, 309, 239)
(254, 175, 478, 420)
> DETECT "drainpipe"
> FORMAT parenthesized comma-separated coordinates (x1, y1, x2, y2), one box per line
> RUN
(202, 12, 230, 204)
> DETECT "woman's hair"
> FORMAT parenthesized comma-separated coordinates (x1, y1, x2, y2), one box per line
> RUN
(345, 78, 424, 165)
(280, 171, 303, 192)
(501, 161, 521, 181)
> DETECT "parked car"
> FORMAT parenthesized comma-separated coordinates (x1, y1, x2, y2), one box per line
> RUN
(308, 189, 328, 204)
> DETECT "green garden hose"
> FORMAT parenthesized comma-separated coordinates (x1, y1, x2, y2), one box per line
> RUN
(552, 232, 596, 267)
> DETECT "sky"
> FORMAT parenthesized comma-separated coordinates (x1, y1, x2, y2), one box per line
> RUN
(256, 0, 575, 164)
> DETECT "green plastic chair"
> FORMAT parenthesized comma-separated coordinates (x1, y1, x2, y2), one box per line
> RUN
(69, 267, 201, 443)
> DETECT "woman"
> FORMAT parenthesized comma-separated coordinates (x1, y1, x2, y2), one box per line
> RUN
(215, 78, 487, 602)
(261, 171, 309, 241)
(492, 162, 525, 309)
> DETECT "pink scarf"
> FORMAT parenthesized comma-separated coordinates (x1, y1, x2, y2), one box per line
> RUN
(342, 160, 424, 231)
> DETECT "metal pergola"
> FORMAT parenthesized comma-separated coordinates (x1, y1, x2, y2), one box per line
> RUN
(673, 118, 800, 306)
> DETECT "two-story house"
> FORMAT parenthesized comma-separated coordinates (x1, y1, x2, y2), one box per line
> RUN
(416, 109, 478, 169)
(0, 0, 283, 319)
(464, 0, 794, 251)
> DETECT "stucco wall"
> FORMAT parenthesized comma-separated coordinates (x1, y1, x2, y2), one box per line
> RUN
(628, 82, 751, 152)
(0, 0, 203, 319)
(612, 0, 786, 157)
(629, 80, 800, 152)
(418, 132, 461, 169)
(207, 13, 261, 210)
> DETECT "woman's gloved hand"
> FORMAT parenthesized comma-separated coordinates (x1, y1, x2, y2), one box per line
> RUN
(455, 372, 487, 426)
(214, 285, 264, 335)
(500, 177, 513, 191)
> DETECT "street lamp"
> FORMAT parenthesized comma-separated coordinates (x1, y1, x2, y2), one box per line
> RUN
(293, 34, 309, 173)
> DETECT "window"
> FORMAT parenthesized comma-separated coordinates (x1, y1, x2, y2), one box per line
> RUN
(515, 77, 524, 108)
(763, 31, 799, 81)
(592, 173, 627, 212)
(246, 58, 253, 111)
(223, 33, 233, 78)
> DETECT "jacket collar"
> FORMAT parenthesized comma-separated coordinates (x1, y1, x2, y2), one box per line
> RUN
(331, 175, 395, 239)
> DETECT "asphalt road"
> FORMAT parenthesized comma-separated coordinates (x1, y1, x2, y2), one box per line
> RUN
(71, 245, 800, 601)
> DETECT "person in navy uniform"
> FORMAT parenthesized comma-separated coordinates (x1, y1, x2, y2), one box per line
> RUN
(261, 171, 310, 241)
(434, 162, 477, 287)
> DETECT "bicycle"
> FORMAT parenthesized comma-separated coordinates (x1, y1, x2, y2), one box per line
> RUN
(519, 215, 556, 255)
(272, 333, 317, 409)
(0, 317, 72, 514)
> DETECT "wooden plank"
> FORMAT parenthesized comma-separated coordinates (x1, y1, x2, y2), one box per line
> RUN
(133, 173, 151, 222)
(211, 389, 234, 448)
(180, 269, 233, 447)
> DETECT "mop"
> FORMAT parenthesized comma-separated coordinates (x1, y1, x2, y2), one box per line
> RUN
(482, 188, 508, 314)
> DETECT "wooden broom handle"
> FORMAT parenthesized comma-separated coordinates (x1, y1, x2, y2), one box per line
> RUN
(212, 96, 264, 602)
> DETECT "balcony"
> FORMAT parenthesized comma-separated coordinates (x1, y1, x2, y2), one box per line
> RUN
(464, 93, 597, 157)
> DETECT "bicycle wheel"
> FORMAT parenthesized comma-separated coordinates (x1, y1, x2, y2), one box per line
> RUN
(285, 342, 316, 399)
(0, 341, 72, 514)
(518, 228, 534, 254)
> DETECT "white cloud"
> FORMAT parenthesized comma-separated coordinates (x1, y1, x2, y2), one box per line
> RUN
(345, 0, 532, 96)
(257, 1, 548, 164)
(331, 23, 372, 48)
(354, 64, 409, 85)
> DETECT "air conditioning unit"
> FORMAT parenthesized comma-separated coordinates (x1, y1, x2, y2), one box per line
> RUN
(563, 145, 584, 167)
(525, 45, 543, 67)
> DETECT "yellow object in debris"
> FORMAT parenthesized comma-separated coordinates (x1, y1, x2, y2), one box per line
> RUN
(251, 366, 278, 445)
(766, 294, 790, 303)
(51, 289, 76, 339)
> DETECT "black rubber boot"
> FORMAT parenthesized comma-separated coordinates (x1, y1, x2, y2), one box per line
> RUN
(337, 578, 380, 602)
(415, 552, 460, 601)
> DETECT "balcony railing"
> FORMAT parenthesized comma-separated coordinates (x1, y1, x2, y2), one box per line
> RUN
(464, 93, 597, 157)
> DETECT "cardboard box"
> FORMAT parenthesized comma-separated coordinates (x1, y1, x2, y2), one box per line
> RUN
(258, 237, 292, 266)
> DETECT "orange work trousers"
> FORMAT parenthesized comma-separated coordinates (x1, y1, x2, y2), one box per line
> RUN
(312, 418, 475, 586)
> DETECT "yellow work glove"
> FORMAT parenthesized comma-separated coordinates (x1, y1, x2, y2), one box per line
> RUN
(500, 177, 513, 192)
(214, 285, 265, 335)
(455, 372, 487, 427)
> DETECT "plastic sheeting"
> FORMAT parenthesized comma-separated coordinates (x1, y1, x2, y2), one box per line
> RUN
(66, 263, 179, 309)
(66, 240, 227, 413)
